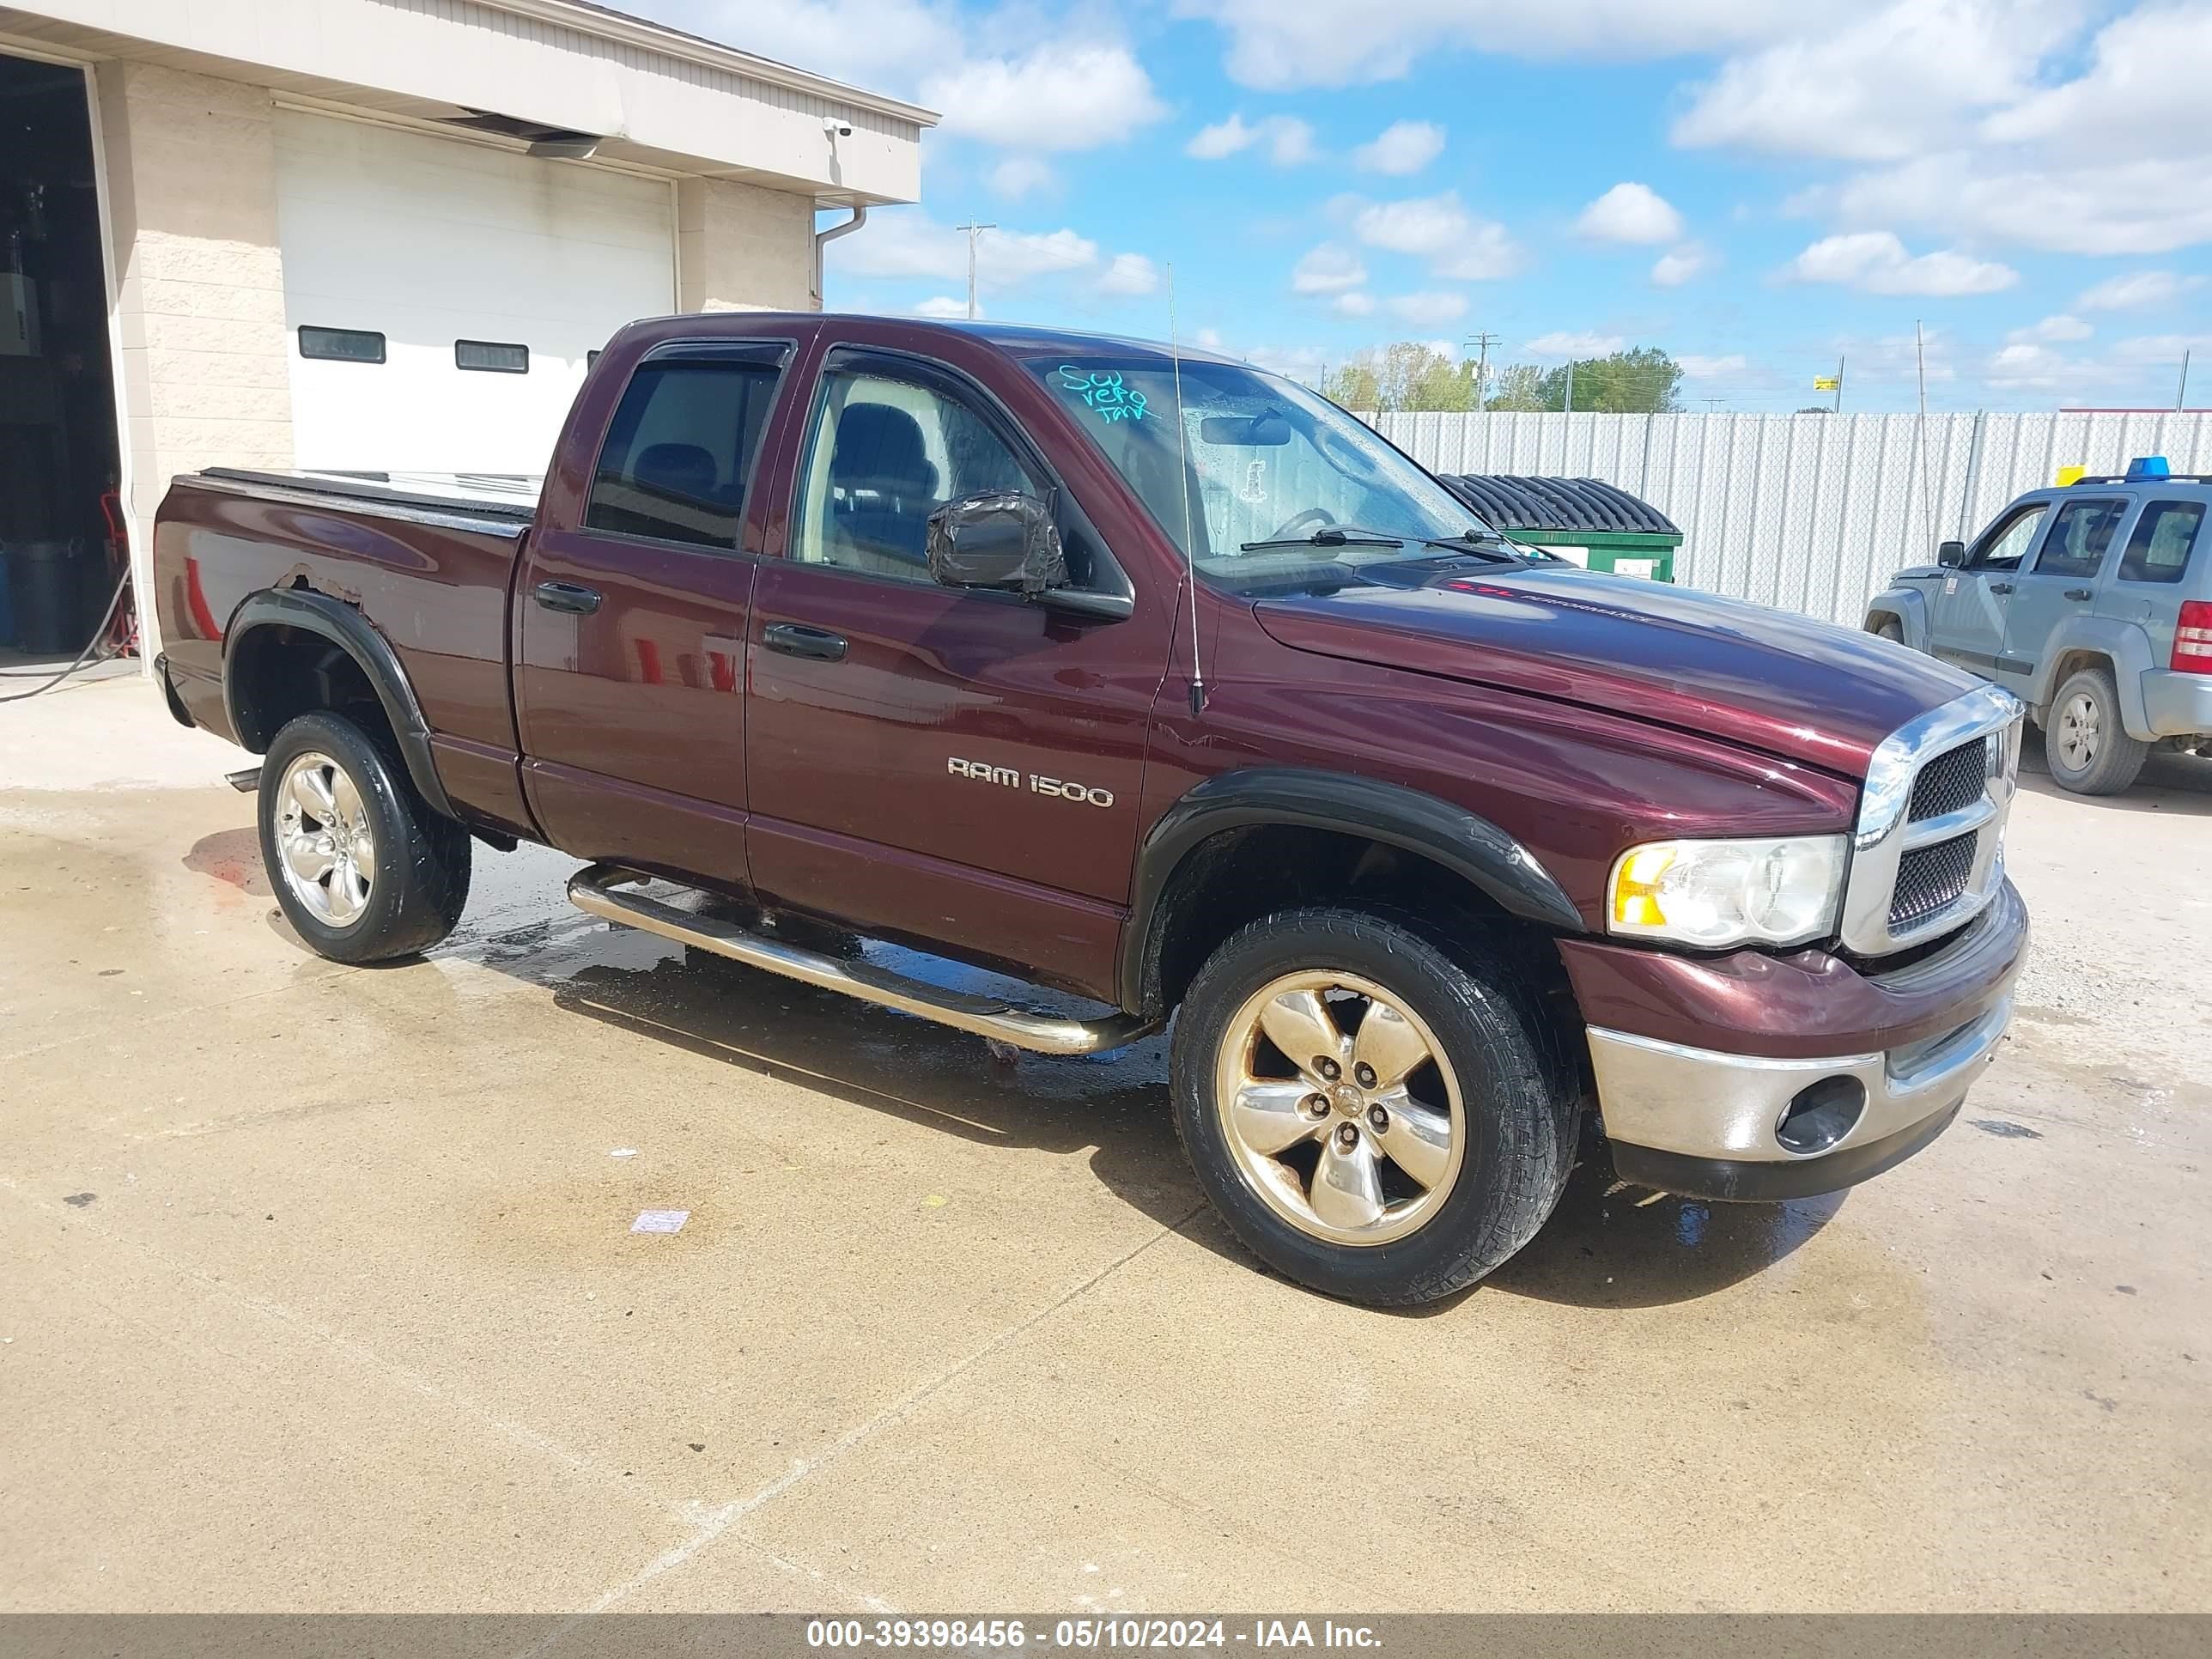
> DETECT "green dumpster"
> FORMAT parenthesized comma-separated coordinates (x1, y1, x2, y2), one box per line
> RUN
(1440, 474, 1682, 582)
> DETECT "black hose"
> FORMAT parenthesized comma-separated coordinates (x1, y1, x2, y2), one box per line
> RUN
(0, 563, 134, 703)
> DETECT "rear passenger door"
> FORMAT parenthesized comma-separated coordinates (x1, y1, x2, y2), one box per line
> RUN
(514, 338, 790, 890)
(1997, 495, 2130, 696)
(2100, 498, 2208, 668)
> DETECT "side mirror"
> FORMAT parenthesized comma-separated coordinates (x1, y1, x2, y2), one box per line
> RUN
(927, 491, 1069, 596)
(1936, 539, 1967, 568)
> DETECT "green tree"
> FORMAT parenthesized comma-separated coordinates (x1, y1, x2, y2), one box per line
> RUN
(1535, 346, 1685, 413)
(1484, 363, 1548, 411)
(1322, 343, 1474, 413)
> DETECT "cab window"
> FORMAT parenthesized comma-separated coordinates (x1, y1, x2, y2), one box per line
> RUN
(585, 357, 782, 550)
(1969, 503, 2047, 570)
(2116, 500, 2204, 585)
(790, 364, 1042, 584)
(2033, 498, 2127, 580)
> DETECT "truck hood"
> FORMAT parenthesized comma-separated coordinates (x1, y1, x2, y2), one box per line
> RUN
(1252, 562, 1980, 776)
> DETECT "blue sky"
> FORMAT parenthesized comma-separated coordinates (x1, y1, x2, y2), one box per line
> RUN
(641, 1, 2212, 411)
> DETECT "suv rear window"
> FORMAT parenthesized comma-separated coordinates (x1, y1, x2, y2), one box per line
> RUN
(2117, 499, 2203, 584)
(2033, 498, 2127, 580)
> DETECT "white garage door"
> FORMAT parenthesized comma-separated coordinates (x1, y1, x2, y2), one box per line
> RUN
(276, 112, 675, 473)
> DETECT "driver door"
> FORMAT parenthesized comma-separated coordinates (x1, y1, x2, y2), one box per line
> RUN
(1931, 500, 2048, 674)
(744, 346, 1172, 992)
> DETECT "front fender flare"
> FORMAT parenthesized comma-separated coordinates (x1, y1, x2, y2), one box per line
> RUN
(1120, 766, 1583, 1012)
(1864, 586, 1929, 652)
(222, 587, 458, 820)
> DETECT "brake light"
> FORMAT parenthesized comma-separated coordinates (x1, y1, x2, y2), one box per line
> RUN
(2177, 600, 2212, 674)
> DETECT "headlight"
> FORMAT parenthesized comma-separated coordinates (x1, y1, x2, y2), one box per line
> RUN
(1607, 835, 1847, 949)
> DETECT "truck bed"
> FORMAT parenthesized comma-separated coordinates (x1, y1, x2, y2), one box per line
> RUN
(198, 468, 540, 529)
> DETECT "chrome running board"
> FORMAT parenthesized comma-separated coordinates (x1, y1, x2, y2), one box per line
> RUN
(566, 862, 1156, 1056)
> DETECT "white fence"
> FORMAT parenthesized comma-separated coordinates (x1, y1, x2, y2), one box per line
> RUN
(1366, 409, 2212, 628)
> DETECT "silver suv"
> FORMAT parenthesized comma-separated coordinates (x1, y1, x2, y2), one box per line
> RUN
(1867, 460, 2212, 793)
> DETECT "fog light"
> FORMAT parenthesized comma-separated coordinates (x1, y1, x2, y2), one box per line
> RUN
(1775, 1076, 1866, 1156)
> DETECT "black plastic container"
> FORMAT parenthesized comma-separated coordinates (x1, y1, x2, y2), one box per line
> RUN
(5, 539, 88, 656)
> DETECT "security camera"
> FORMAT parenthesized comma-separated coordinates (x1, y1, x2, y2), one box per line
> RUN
(823, 119, 854, 137)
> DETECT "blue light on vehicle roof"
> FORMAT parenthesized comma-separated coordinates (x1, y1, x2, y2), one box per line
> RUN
(2126, 454, 2171, 479)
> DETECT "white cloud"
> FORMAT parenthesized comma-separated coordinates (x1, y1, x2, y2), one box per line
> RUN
(1676, 353, 1749, 378)
(1575, 182, 1684, 245)
(1170, 0, 1819, 91)
(1525, 331, 1626, 357)
(1985, 341, 2074, 390)
(1386, 291, 1468, 325)
(1332, 292, 1376, 317)
(1982, 4, 2212, 163)
(1291, 242, 1368, 293)
(1788, 230, 2017, 296)
(2111, 332, 2212, 364)
(1650, 243, 1712, 286)
(1352, 191, 1527, 280)
(1669, 0, 2077, 163)
(911, 295, 975, 319)
(1819, 154, 2212, 257)
(1187, 112, 1318, 163)
(922, 42, 1166, 152)
(830, 212, 1101, 292)
(1095, 252, 1160, 296)
(1352, 120, 1445, 175)
(2077, 270, 2207, 312)
(987, 156, 1058, 201)
(2009, 314, 2093, 344)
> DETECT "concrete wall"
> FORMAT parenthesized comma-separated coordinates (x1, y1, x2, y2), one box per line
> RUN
(94, 60, 294, 657)
(677, 177, 816, 313)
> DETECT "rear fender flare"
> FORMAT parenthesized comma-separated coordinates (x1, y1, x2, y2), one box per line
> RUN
(222, 587, 458, 820)
(1120, 767, 1583, 1013)
(2032, 616, 2157, 738)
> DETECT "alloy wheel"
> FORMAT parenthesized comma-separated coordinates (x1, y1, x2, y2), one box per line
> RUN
(2057, 690, 2100, 771)
(274, 750, 376, 927)
(1212, 970, 1467, 1247)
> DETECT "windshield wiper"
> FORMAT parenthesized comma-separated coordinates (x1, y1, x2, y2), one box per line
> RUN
(1238, 528, 1404, 552)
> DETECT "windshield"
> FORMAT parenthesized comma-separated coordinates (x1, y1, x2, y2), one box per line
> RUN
(1026, 356, 1516, 592)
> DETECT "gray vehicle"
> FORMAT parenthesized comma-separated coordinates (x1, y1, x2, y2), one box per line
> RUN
(1866, 459, 2212, 793)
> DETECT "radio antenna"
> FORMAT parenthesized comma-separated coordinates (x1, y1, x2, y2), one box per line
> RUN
(1167, 262, 1206, 716)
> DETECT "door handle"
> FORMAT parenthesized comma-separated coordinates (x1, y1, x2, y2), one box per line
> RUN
(763, 622, 848, 662)
(2063, 586, 2094, 601)
(534, 580, 602, 615)
(1988, 580, 2014, 594)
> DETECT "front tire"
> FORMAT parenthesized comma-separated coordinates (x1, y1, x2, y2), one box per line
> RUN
(258, 711, 471, 963)
(2045, 665, 2148, 795)
(1170, 907, 1577, 1307)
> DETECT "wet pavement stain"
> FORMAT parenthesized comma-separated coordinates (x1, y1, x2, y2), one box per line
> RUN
(1972, 1118, 2045, 1139)
(61, 1193, 95, 1207)
(182, 826, 272, 896)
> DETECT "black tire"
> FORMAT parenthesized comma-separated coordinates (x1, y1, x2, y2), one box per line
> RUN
(258, 710, 471, 963)
(1872, 618, 1905, 645)
(2044, 665, 2148, 795)
(1170, 906, 1577, 1307)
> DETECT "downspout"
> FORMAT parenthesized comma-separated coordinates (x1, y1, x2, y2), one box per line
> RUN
(813, 204, 868, 310)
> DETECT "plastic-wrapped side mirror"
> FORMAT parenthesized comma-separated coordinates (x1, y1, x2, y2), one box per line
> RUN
(927, 491, 1069, 596)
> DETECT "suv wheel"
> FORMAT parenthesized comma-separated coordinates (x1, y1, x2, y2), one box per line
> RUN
(2045, 665, 2148, 795)
(1170, 906, 1577, 1307)
(258, 711, 471, 963)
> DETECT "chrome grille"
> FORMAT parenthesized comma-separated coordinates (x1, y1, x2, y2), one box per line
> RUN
(1890, 832, 1978, 927)
(1908, 738, 1990, 823)
(1840, 684, 2022, 957)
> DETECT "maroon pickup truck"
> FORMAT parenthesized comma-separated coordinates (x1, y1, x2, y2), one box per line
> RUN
(150, 313, 2028, 1306)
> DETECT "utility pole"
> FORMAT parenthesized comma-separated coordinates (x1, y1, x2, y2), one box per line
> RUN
(1701, 396, 1724, 413)
(954, 220, 995, 320)
(2179, 349, 2192, 411)
(1462, 331, 1498, 410)
(1915, 322, 1927, 418)
(1833, 353, 1846, 415)
(1564, 360, 1577, 414)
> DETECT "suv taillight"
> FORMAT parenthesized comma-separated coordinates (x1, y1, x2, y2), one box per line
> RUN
(2178, 600, 2212, 674)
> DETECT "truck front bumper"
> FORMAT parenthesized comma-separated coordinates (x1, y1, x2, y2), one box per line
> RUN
(1559, 880, 2029, 1203)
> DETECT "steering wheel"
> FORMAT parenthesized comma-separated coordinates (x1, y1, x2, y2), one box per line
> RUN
(1265, 507, 1337, 542)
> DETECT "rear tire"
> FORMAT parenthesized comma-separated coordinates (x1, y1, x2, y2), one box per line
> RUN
(258, 710, 471, 963)
(1872, 618, 1905, 645)
(2045, 665, 2148, 795)
(1170, 906, 1577, 1307)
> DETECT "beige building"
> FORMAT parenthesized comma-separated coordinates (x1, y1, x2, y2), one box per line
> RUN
(0, 0, 930, 660)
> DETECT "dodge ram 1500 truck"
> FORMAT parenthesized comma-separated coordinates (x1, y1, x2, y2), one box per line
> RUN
(152, 313, 2030, 1306)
